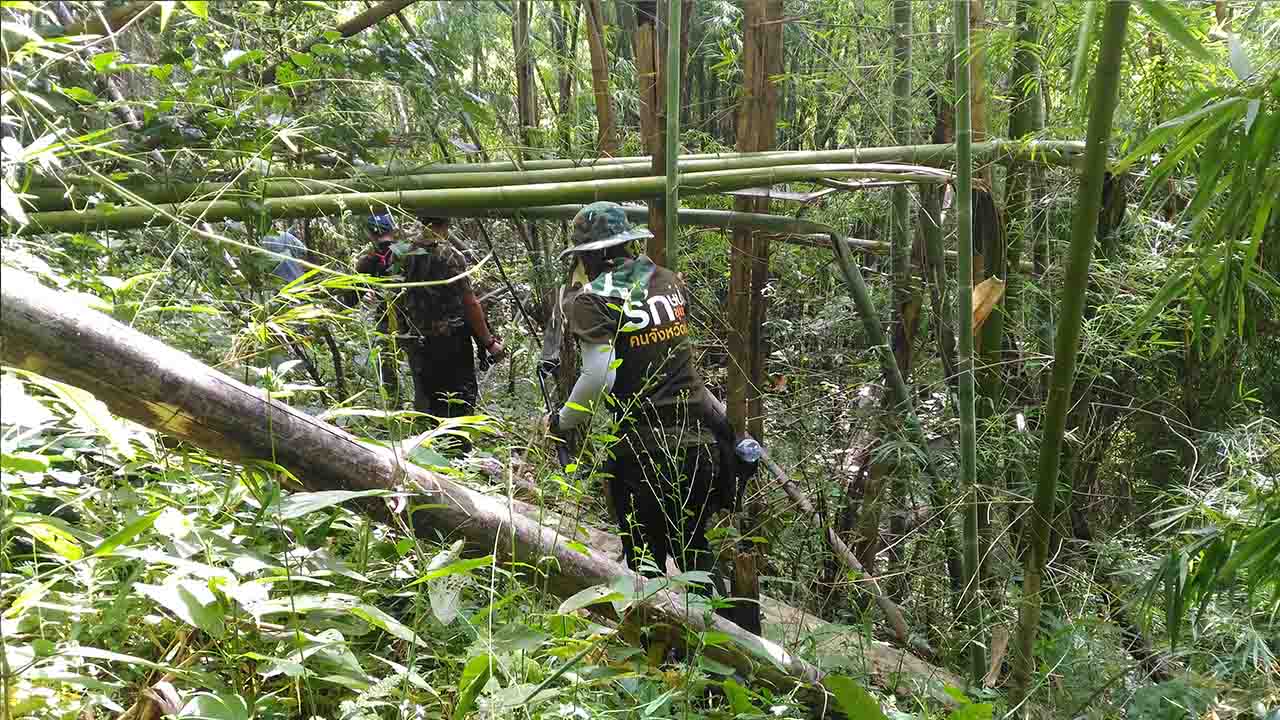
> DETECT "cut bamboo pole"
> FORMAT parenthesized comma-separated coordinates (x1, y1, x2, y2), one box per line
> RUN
(16, 164, 949, 235)
(25, 140, 1083, 212)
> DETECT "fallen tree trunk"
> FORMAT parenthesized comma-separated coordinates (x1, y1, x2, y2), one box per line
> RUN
(0, 267, 961, 708)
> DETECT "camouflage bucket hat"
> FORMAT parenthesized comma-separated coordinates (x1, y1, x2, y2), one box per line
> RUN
(559, 201, 653, 260)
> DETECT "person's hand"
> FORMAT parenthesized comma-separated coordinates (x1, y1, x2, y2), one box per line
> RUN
(485, 337, 506, 362)
(542, 412, 562, 442)
(539, 359, 560, 380)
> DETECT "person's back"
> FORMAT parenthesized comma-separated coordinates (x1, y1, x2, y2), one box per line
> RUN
(551, 202, 743, 612)
(567, 254, 704, 431)
(395, 235, 470, 339)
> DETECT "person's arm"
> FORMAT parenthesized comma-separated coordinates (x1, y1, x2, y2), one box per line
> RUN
(555, 342, 617, 430)
(462, 291, 503, 357)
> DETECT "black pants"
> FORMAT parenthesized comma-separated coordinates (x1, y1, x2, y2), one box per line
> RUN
(406, 330, 477, 419)
(606, 434, 727, 604)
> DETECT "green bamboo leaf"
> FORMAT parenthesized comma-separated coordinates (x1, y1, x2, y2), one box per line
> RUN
(950, 702, 995, 720)
(158, 1, 176, 31)
(1114, 97, 1246, 173)
(1, 450, 49, 472)
(12, 517, 83, 561)
(92, 511, 162, 556)
(405, 555, 495, 587)
(135, 578, 226, 638)
(276, 489, 388, 520)
(823, 675, 887, 720)
(1138, 0, 1214, 63)
(1069, 1, 1099, 100)
(181, 1, 208, 19)
(453, 654, 493, 720)
(721, 679, 757, 714)
(20, 373, 135, 459)
(350, 603, 428, 646)
(60, 645, 179, 672)
(556, 584, 625, 614)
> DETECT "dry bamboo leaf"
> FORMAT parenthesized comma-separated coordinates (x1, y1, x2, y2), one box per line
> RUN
(971, 276, 1006, 332)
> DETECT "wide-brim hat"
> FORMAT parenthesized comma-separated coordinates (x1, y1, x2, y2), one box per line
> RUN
(558, 201, 653, 260)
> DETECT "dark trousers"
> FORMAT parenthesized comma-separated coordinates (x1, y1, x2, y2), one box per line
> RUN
(606, 435, 727, 606)
(407, 330, 477, 419)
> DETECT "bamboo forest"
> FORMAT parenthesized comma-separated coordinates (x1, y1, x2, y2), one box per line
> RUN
(1, 1, 1277, 718)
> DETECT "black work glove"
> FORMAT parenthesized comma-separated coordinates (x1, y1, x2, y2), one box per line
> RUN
(475, 336, 492, 372)
(538, 358, 560, 381)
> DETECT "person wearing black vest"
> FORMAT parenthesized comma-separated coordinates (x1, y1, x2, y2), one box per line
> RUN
(547, 202, 756, 614)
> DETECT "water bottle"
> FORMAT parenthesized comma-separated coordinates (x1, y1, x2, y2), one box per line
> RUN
(735, 438, 763, 463)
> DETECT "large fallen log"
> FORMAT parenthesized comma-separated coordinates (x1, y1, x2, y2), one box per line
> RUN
(0, 268, 962, 707)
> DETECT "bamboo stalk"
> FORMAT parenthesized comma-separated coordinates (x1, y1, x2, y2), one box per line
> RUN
(954, 0, 985, 686)
(25, 141, 1084, 212)
(16, 164, 948, 235)
(1010, 0, 1131, 706)
(664, 0, 682, 265)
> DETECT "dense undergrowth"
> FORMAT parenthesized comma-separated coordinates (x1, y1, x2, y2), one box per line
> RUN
(4, 1, 1280, 719)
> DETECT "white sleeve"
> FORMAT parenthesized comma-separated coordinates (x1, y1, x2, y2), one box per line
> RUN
(556, 343, 617, 429)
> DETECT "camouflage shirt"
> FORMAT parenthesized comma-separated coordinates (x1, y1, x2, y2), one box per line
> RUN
(395, 234, 471, 338)
(356, 233, 471, 338)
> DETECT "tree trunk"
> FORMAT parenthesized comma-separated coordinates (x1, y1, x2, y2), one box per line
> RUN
(1010, 0, 1131, 705)
(584, 0, 619, 156)
(725, 0, 783, 636)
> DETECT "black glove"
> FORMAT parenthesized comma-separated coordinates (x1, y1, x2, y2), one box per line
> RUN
(475, 336, 492, 372)
(538, 358, 560, 380)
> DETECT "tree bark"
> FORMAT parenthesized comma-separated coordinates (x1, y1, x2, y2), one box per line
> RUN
(725, 0, 783, 636)
(1010, 0, 1131, 705)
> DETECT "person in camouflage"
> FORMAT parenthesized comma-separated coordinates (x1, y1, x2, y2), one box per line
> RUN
(352, 212, 504, 422)
(394, 213, 504, 419)
(548, 202, 746, 607)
